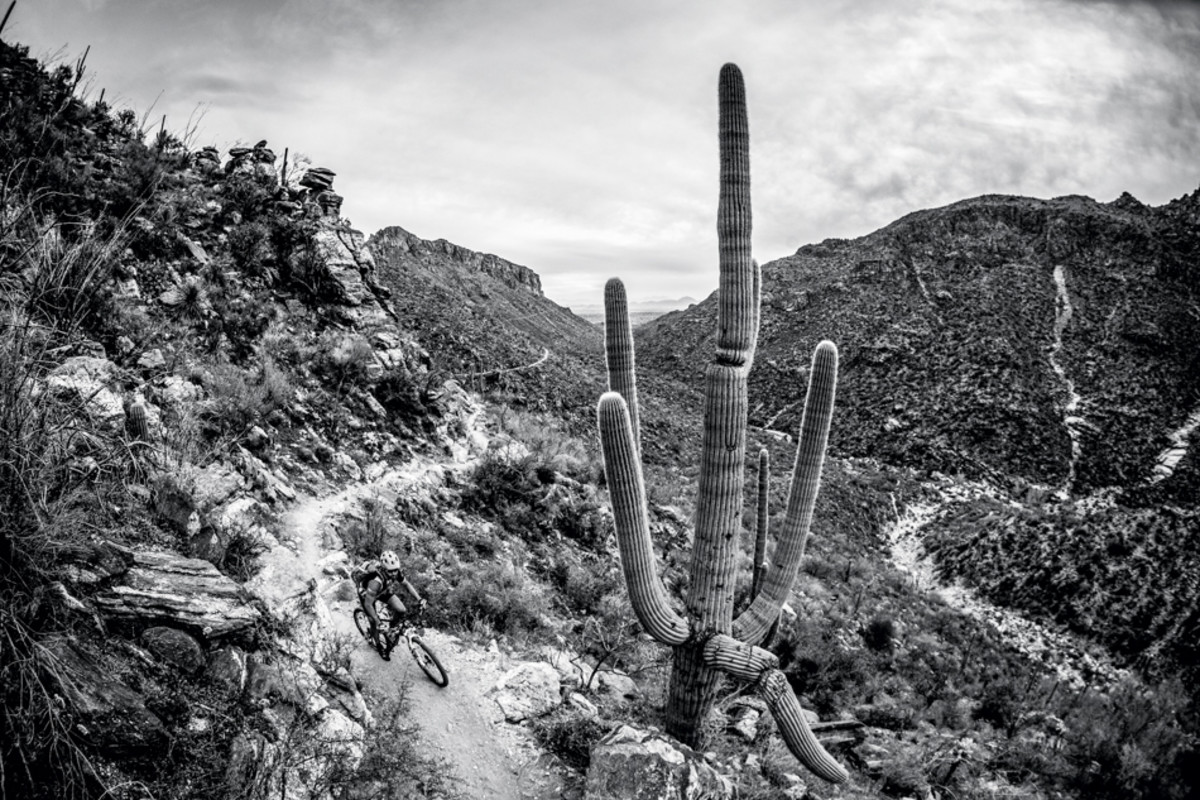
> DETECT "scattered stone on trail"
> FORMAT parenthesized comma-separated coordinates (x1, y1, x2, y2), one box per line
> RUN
(142, 625, 205, 674)
(584, 724, 734, 800)
(491, 661, 561, 722)
(41, 637, 168, 758)
(94, 550, 261, 639)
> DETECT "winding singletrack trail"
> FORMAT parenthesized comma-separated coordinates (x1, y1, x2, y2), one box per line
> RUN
(257, 417, 567, 799)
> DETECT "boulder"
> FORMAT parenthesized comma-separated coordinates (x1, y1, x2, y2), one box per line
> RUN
(137, 349, 166, 370)
(41, 637, 167, 758)
(94, 550, 261, 640)
(154, 374, 202, 416)
(207, 645, 248, 695)
(193, 461, 246, 509)
(567, 692, 599, 717)
(142, 626, 205, 674)
(301, 225, 380, 307)
(595, 668, 639, 699)
(225, 732, 284, 800)
(584, 725, 734, 800)
(44, 356, 125, 432)
(492, 661, 561, 722)
(245, 655, 305, 708)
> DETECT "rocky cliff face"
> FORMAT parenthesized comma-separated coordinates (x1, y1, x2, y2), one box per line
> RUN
(638, 189, 1200, 499)
(371, 225, 544, 297)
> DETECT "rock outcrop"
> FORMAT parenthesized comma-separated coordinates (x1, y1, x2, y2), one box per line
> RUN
(371, 225, 543, 296)
(41, 637, 168, 758)
(95, 551, 261, 639)
(584, 725, 733, 800)
(491, 661, 562, 722)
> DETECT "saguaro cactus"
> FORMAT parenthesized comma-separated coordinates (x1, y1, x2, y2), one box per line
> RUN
(596, 63, 848, 783)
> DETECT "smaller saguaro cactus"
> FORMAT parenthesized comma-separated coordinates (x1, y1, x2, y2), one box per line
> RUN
(596, 63, 849, 784)
(126, 401, 150, 443)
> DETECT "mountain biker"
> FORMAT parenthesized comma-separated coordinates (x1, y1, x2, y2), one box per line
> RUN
(355, 550, 426, 659)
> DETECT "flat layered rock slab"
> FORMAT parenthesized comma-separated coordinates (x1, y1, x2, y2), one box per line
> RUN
(96, 550, 260, 640)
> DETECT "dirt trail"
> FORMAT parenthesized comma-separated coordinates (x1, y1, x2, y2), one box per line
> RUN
(255, 411, 566, 799)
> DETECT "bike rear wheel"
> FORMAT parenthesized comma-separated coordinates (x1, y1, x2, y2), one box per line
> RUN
(409, 637, 449, 687)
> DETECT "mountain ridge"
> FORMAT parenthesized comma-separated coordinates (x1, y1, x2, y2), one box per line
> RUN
(639, 186, 1200, 498)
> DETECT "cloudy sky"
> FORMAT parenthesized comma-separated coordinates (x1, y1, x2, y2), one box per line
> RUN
(10, 0, 1200, 308)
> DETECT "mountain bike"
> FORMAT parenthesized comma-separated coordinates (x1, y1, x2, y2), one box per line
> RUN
(353, 600, 449, 687)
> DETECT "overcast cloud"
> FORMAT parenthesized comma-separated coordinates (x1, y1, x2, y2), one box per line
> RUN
(10, 0, 1200, 308)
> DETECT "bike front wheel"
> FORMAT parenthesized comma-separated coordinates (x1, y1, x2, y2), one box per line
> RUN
(409, 636, 449, 687)
(353, 608, 372, 641)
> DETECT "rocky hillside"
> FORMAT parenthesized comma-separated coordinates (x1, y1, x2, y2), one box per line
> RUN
(639, 190, 1200, 498)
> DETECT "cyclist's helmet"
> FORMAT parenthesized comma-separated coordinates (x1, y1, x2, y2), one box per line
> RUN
(380, 550, 401, 572)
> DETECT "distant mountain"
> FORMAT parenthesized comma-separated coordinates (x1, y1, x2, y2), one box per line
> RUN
(369, 225, 599, 349)
(571, 296, 699, 325)
(638, 189, 1200, 500)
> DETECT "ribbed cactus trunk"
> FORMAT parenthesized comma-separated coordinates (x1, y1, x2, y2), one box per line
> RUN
(597, 63, 848, 784)
(752, 448, 770, 599)
(665, 62, 756, 743)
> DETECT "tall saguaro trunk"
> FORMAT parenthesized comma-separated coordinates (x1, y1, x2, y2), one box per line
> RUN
(666, 62, 756, 741)
(596, 63, 849, 784)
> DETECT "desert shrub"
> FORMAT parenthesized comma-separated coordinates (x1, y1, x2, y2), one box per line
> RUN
(974, 676, 1026, 737)
(776, 619, 873, 716)
(227, 221, 272, 274)
(463, 447, 609, 549)
(530, 707, 610, 771)
(196, 360, 289, 439)
(436, 558, 549, 637)
(495, 408, 595, 482)
(20, 223, 120, 336)
(334, 689, 465, 799)
(863, 615, 899, 652)
(441, 520, 503, 558)
(1059, 677, 1197, 800)
(218, 523, 268, 582)
(197, 363, 267, 435)
(313, 332, 376, 392)
(209, 287, 278, 362)
(550, 551, 621, 616)
(340, 497, 405, 561)
(880, 760, 931, 799)
(218, 169, 276, 224)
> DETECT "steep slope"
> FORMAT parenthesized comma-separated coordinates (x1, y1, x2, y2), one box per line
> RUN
(368, 226, 701, 458)
(370, 225, 599, 360)
(639, 189, 1200, 498)
(368, 226, 605, 426)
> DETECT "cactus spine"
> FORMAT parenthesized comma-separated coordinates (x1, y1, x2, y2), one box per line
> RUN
(597, 63, 848, 783)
